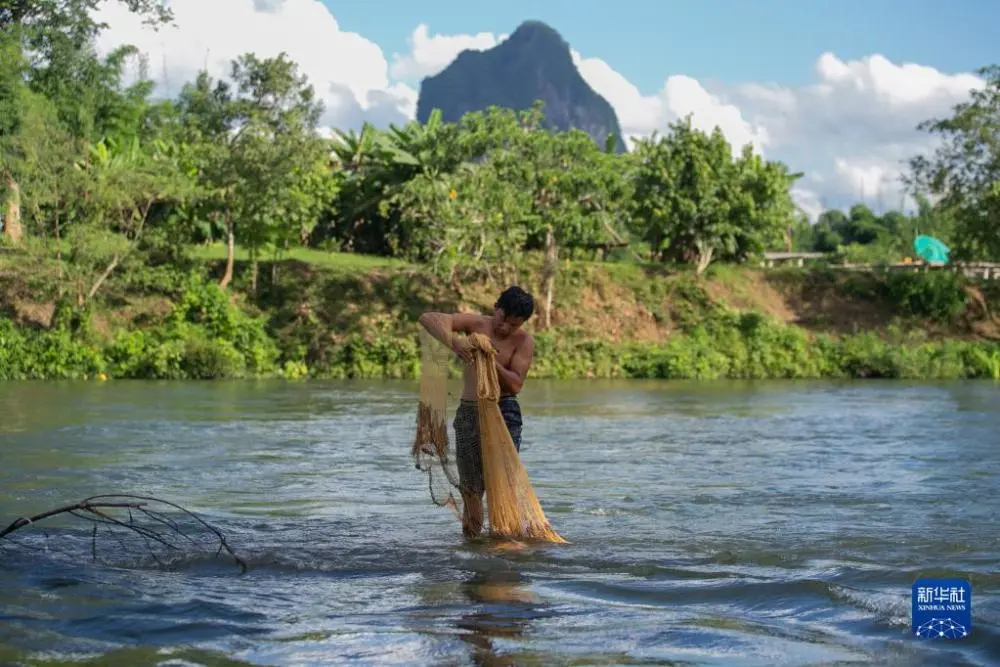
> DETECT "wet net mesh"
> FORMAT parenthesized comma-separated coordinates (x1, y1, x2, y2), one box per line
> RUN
(411, 321, 463, 520)
(411, 322, 566, 544)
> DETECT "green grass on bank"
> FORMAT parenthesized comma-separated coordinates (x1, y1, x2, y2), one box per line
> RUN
(2, 297, 999, 382)
(2, 243, 999, 382)
(189, 243, 413, 272)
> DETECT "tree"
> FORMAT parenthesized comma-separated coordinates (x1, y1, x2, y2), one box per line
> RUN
(224, 52, 329, 293)
(450, 103, 630, 328)
(173, 54, 331, 292)
(845, 204, 882, 245)
(391, 107, 536, 280)
(0, 1, 171, 41)
(328, 109, 468, 256)
(0, 86, 86, 260)
(784, 213, 816, 253)
(391, 103, 630, 327)
(511, 121, 630, 328)
(172, 70, 239, 261)
(1, 0, 173, 246)
(906, 64, 1000, 261)
(395, 161, 531, 285)
(72, 133, 195, 303)
(270, 155, 340, 264)
(631, 117, 798, 274)
(1, 31, 28, 244)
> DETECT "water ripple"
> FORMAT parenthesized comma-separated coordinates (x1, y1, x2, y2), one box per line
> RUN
(1, 379, 998, 666)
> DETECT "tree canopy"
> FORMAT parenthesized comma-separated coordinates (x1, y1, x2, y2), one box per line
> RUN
(905, 65, 1000, 261)
(1, 3, 996, 319)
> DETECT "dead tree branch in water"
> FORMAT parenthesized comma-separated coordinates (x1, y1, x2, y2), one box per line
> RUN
(0, 494, 247, 573)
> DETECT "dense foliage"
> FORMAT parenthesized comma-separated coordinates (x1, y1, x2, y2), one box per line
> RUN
(3, 4, 994, 280)
(787, 199, 960, 265)
(1, 3, 997, 381)
(906, 65, 1000, 262)
(2, 277, 997, 381)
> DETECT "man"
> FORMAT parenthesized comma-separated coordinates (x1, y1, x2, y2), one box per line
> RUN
(417, 285, 536, 538)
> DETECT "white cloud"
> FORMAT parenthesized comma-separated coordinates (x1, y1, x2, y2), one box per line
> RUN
(791, 186, 825, 221)
(91, 2, 984, 218)
(727, 53, 984, 215)
(573, 47, 982, 217)
(570, 50, 660, 149)
(571, 50, 768, 156)
(93, 0, 416, 131)
(390, 23, 506, 81)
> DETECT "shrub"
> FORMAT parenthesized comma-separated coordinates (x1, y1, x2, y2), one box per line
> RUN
(880, 271, 968, 323)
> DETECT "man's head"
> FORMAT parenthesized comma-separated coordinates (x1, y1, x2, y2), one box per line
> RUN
(492, 285, 534, 339)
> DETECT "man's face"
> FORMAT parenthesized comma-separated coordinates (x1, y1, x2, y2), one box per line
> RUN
(492, 308, 526, 339)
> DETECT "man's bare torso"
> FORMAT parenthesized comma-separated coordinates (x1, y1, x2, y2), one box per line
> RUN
(460, 315, 525, 400)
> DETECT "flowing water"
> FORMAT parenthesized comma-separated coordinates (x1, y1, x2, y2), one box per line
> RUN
(0, 379, 998, 666)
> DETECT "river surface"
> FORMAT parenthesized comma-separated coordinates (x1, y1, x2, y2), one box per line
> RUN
(0, 379, 998, 666)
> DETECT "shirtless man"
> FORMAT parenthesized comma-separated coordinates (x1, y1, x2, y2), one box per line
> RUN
(417, 285, 536, 537)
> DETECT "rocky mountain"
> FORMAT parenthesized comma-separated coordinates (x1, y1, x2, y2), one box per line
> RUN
(415, 20, 627, 153)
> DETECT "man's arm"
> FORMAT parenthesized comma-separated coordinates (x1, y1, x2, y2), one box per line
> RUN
(495, 336, 534, 395)
(418, 311, 479, 361)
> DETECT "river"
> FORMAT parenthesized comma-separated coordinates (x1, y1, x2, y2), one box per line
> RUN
(0, 379, 997, 666)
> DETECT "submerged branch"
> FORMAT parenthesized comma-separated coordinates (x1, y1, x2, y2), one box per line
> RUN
(0, 494, 247, 573)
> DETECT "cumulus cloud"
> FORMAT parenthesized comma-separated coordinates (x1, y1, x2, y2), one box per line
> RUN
(572, 49, 769, 157)
(573, 48, 982, 217)
(728, 52, 983, 215)
(91, 1, 984, 218)
(389, 23, 506, 81)
(569, 50, 661, 148)
(93, 0, 416, 131)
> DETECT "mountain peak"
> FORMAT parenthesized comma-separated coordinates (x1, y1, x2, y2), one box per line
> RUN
(415, 20, 626, 153)
(507, 20, 567, 46)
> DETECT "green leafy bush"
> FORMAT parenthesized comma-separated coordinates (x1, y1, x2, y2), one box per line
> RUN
(0, 319, 105, 380)
(3, 281, 998, 382)
(1, 276, 281, 380)
(880, 271, 969, 322)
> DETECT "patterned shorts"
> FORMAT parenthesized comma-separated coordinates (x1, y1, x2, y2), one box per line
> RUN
(453, 396, 523, 496)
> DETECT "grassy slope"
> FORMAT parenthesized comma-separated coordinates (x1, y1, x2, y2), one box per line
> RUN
(193, 244, 1000, 345)
(3, 242, 999, 352)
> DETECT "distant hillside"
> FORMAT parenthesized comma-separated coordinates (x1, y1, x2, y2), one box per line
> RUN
(415, 20, 627, 153)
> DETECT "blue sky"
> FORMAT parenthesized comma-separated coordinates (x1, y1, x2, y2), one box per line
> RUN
(326, 0, 998, 92)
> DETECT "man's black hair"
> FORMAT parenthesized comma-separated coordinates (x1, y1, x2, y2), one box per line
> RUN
(495, 285, 534, 320)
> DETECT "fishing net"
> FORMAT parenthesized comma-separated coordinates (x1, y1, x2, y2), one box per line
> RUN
(412, 321, 566, 544)
(411, 320, 462, 520)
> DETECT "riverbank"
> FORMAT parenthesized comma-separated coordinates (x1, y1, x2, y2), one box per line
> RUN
(2, 244, 999, 381)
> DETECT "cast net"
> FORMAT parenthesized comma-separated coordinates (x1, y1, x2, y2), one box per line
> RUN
(411, 322, 567, 544)
(411, 320, 462, 520)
